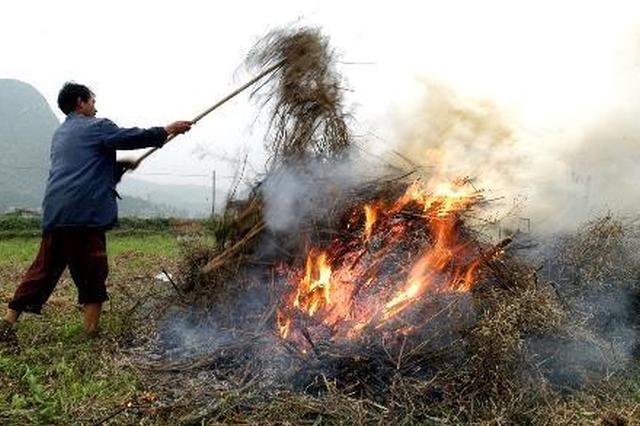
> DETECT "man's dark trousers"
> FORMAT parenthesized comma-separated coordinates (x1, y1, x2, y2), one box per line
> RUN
(8, 229, 109, 314)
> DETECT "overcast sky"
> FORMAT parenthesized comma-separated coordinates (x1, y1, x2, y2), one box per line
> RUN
(2, 1, 640, 199)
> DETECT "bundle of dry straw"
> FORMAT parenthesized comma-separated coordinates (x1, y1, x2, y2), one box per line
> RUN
(246, 27, 351, 165)
(187, 27, 354, 282)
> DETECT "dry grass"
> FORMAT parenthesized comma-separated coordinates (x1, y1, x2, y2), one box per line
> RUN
(246, 27, 352, 165)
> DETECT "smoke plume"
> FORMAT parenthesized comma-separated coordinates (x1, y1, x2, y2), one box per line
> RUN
(388, 76, 640, 234)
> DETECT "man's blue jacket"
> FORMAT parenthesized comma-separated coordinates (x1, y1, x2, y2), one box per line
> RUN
(41, 113, 168, 231)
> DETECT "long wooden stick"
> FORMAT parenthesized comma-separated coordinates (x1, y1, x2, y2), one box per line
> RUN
(132, 60, 285, 169)
(201, 221, 266, 274)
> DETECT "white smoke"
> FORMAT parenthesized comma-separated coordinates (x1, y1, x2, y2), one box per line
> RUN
(385, 68, 640, 235)
(261, 156, 386, 233)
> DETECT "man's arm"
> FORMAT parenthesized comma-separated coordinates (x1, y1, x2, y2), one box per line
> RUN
(99, 119, 192, 150)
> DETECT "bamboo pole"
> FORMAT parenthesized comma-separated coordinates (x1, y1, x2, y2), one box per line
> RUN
(131, 60, 285, 169)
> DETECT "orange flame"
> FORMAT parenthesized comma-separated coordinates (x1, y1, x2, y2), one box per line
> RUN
(381, 216, 457, 321)
(294, 251, 332, 317)
(276, 308, 291, 339)
(277, 178, 490, 342)
(363, 204, 377, 241)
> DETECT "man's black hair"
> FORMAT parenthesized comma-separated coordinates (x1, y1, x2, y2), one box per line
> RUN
(57, 82, 94, 115)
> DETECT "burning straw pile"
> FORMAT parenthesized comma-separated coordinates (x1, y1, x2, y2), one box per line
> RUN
(136, 28, 640, 424)
(183, 27, 352, 287)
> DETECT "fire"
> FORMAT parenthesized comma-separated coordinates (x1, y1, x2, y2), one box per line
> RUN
(294, 251, 333, 316)
(276, 308, 292, 339)
(276, 178, 490, 343)
(363, 204, 377, 241)
(389, 178, 478, 219)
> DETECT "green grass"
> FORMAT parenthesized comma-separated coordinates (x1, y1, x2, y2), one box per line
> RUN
(0, 233, 179, 267)
(0, 321, 139, 424)
(0, 231, 181, 425)
(0, 237, 40, 265)
(0, 214, 211, 238)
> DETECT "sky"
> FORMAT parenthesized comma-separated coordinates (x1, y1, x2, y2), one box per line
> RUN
(2, 0, 640, 220)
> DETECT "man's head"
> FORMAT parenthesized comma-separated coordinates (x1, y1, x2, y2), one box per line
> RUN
(57, 82, 97, 117)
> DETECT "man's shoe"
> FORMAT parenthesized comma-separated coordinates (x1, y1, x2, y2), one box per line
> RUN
(0, 320, 18, 347)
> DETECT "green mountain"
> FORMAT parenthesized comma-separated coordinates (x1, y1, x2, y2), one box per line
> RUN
(0, 79, 57, 210)
(118, 177, 212, 217)
(0, 79, 209, 217)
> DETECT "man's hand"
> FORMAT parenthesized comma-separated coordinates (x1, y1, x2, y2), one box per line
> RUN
(165, 121, 192, 135)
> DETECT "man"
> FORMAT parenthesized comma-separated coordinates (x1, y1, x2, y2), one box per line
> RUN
(0, 82, 192, 344)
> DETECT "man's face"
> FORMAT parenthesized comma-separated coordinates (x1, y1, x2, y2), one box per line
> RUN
(77, 96, 97, 117)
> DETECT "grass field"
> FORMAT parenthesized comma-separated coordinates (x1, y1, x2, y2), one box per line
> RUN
(0, 232, 180, 425)
(2, 231, 640, 425)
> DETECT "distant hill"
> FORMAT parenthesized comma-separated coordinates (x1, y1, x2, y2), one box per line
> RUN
(118, 177, 211, 217)
(0, 79, 57, 210)
(0, 79, 210, 217)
